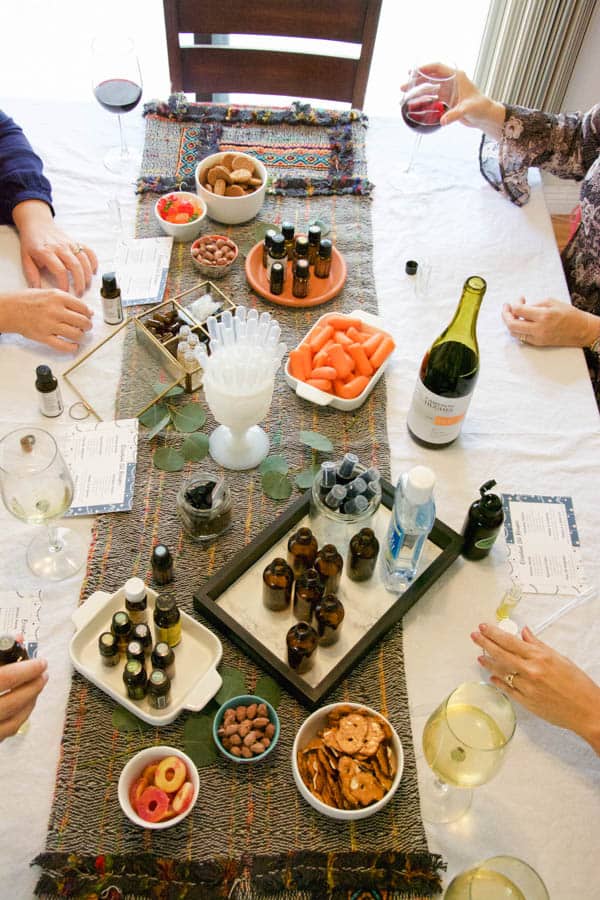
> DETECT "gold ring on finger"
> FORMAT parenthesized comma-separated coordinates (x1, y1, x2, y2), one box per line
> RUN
(505, 671, 518, 688)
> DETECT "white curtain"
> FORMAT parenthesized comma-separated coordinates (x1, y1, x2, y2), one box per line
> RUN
(474, 0, 596, 112)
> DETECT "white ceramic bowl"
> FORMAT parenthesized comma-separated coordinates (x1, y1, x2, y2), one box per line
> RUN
(195, 151, 268, 225)
(154, 191, 207, 242)
(292, 702, 404, 821)
(118, 745, 199, 830)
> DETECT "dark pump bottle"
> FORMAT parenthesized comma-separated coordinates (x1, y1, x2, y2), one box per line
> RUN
(462, 479, 504, 560)
(407, 275, 487, 448)
(35, 365, 64, 417)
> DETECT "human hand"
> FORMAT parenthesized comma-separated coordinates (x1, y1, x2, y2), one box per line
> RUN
(11, 200, 98, 296)
(0, 657, 48, 741)
(0, 289, 93, 352)
(471, 623, 600, 752)
(400, 64, 505, 139)
(502, 296, 600, 347)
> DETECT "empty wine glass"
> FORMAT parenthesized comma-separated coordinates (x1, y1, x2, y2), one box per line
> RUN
(0, 428, 86, 580)
(419, 681, 516, 823)
(444, 855, 549, 900)
(400, 63, 457, 173)
(92, 36, 143, 175)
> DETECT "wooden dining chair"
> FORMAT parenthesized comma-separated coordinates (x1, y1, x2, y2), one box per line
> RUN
(162, 0, 383, 109)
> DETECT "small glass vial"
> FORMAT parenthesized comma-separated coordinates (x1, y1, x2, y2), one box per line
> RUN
(362, 466, 381, 484)
(262, 228, 277, 267)
(151, 641, 176, 681)
(324, 484, 347, 510)
(294, 235, 309, 263)
(148, 669, 171, 710)
(124, 577, 148, 626)
(293, 567, 323, 622)
(111, 611, 132, 653)
(123, 659, 147, 701)
(292, 259, 310, 299)
(342, 495, 369, 516)
(187, 332, 200, 350)
(287, 526, 318, 579)
(337, 452, 359, 484)
(314, 594, 345, 646)
(314, 544, 343, 594)
(98, 632, 120, 667)
(154, 596, 182, 647)
(319, 460, 337, 499)
(270, 261, 285, 296)
(178, 325, 192, 342)
(307, 225, 321, 266)
(314, 239, 333, 278)
(495, 584, 523, 621)
(177, 338, 190, 364)
(282, 221, 295, 259)
(126, 640, 146, 666)
(347, 528, 380, 582)
(286, 622, 318, 673)
(35, 365, 64, 418)
(151, 544, 174, 586)
(346, 477, 367, 499)
(131, 622, 152, 656)
(262, 557, 294, 611)
(267, 233, 287, 279)
(100, 272, 124, 325)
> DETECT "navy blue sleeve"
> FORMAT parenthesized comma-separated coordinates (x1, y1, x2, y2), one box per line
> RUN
(0, 110, 54, 225)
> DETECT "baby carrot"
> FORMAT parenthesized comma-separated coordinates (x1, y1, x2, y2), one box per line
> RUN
(310, 324, 334, 353)
(347, 326, 370, 344)
(334, 375, 370, 399)
(322, 315, 363, 331)
(312, 348, 330, 368)
(310, 365, 338, 380)
(306, 379, 333, 392)
(289, 347, 311, 381)
(370, 336, 396, 369)
(362, 331, 385, 358)
(326, 343, 354, 379)
(347, 342, 373, 377)
(334, 330, 354, 346)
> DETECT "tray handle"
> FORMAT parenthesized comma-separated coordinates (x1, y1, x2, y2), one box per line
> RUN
(184, 667, 222, 713)
(72, 590, 112, 631)
(294, 380, 333, 406)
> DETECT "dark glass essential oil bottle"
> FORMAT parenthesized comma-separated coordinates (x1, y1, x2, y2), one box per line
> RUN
(314, 544, 343, 594)
(262, 557, 294, 611)
(287, 527, 318, 579)
(293, 567, 323, 622)
(314, 594, 345, 645)
(462, 479, 504, 560)
(286, 622, 318, 673)
(347, 527, 380, 582)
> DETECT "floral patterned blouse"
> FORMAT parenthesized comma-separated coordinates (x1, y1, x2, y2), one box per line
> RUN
(480, 103, 600, 407)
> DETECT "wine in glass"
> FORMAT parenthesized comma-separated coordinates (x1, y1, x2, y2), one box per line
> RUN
(0, 428, 86, 581)
(419, 681, 516, 823)
(401, 63, 457, 173)
(445, 855, 549, 900)
(92, 36, 143, 175)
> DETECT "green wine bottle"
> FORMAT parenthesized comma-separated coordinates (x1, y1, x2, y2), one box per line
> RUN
(407, 275, 487, 448)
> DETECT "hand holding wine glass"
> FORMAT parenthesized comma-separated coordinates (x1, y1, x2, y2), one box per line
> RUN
(400, 63, 457, 172)
(92, 36, 143, 175)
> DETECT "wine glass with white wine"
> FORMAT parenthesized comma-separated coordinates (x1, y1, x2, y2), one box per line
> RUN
(444, 855, 549, 900)
(419, 681, 516, 824)
(0, 428, 86, 580)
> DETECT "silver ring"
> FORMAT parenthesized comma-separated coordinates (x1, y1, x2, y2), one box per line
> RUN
(505, 671, 517, 688)
(71, 243, 83, 255)
(518, 335, 527, 344)
(69, 401, 91, 420)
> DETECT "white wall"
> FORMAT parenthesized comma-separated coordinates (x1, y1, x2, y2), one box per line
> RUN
(563, 2, 600, 112)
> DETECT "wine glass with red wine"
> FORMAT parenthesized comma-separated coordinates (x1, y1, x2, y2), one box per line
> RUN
(400, 64, 457, 173)
(92, 36, 143, 175)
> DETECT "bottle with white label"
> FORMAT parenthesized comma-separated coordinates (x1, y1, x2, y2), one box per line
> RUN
(381, 465, 436, 593)
(407, 275, 487, 448)
(35, 365, 64, 417)
(100, 272, 124, 325)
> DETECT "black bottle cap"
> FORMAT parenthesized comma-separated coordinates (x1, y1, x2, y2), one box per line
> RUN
(477, 480, 503, 520)
(271, 233, 285, 250)
(270, 262, 285, 286)
(295, 259, 310, 278)
(405, 260, 418, 275)
(100, 272, 119, 297)
(35, 364, 54, 384)
(281, 221, 295, 239)
(264, 229, 277, 248)
(318, 239, 332, 259)
(308, 224, 322, 244)
(152, 543, 172, 568)
(295, 235, 309, 253)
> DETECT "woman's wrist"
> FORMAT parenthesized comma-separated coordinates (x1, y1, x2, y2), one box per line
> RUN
(11, 198, 53, 232)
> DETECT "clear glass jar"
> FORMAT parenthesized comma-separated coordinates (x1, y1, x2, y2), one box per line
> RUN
(309, 464, 382, 553)
(176, 473, 232, 542)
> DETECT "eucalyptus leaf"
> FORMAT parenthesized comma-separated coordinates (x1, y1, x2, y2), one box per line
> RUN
(145, 413, 171, 442)
(254, 675, 282, 710)
(262, 470, 293, 500)
(183, 714, 218, 768)
(253, 222, 279, 242)
(153, 382, 185, 398)
(295, 467, 319, 490)
(215, 666, 246, 706)
(259, 455, 288, 476)
(139, 402, 169, 428)
(112, 706, 152, 733)
(298, 430, 333, 453)
(153, 447, 185, 472)
(171, 403, 207, 433)
(308, 218, 330, 237)
(182, 433, 209, 461)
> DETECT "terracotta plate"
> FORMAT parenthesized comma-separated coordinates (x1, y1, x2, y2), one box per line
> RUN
(244, 240, 347, 308)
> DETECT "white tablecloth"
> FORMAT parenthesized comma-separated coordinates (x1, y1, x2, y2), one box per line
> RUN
(0, 97, 599, 899)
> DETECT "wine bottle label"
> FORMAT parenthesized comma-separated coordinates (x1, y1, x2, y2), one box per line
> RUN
(407, 380, 472, 444)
